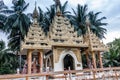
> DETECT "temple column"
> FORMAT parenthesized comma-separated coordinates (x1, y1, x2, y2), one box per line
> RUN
(98, 52, 103, 68)
(27, 49, 33, 74)
(92, 51, 97, 69)
(39, 50, 43, 72)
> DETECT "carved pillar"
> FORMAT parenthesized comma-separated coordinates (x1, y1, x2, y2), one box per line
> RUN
(98, 52, 103, 68)
(27, 49, 32, 74)
(39, 50, 43, 72)
(92, 51, 97, 69)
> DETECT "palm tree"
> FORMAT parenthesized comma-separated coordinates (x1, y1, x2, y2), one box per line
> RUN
(0, 0, 7, 31)
(88, 11, 107, 39)
(0, 14, 7, 30)
(44, 5, 56, 33)
(37, 6, 50, 35)
(1, 0, 31, 51)
(0, 40, 19, 74)
(71, 4, 107, 39)
(71, 4, 88, 35)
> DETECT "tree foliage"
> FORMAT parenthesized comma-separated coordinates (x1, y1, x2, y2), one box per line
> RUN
(1, 0, 31, 51)
(71, 4, 107, 38)
(103, 38, 120, 67)
(0, 40, 19, 74)
(71, 4, 88, 35)
(88, 11, 107, 39)
(0, 0, 7, 31)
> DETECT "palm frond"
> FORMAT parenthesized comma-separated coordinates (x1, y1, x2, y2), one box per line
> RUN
(0, 10, 14, 14)
(23, 3, 29, 11)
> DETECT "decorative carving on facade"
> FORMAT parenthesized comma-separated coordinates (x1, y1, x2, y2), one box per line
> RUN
(21, 19, 51, 50)
(84, 30, 108, 52)
(50, 16, 88, 47)
(21, 4, 108, 53)
(53, 47, 81, 63)
(72, 49, 81, 62)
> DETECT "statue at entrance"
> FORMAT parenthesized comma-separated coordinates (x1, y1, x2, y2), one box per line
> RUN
(22, 60, 27, 74)
(32, 58, 37, 73)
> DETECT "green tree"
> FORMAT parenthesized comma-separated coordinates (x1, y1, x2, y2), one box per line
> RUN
(38, 6, 49, 35)
(0, 0, 7, 31)
(112, 38, 120, 51)
(0, 40, 19, 74)
(71, 4, 88, 35)
(88, 11, 107, 39)
(71, 4, 107, 38)
(103, 48, 120, 67)
(107, 38, 120, 63)
(1, 0, 30, 51)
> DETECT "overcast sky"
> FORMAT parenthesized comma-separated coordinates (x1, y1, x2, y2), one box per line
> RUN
(0, 0, 120, 45)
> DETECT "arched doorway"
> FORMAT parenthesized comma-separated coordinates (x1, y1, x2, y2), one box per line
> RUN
(46, 58, 51, 67)
(63, 54, 75, 70)
(45, 57, 52, 71)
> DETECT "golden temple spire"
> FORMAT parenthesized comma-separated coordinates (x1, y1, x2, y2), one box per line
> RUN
(32, 1, 39, 18)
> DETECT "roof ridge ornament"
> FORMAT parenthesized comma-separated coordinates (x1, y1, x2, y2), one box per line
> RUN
(32, 1, 39, 19)
(56, 5, 61, 13)
(86, 16, 91, 34)
(55, 0, 62, 16)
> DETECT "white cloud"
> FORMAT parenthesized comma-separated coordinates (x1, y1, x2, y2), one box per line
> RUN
(87, 0, 108, 10)
(68, 0, 86, 6)
(4, 0, 12, 7)
(103, 31, 120, 44)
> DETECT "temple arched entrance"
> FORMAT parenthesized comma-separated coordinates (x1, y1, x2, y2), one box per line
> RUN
(53, 49, 82, 72)
(46, 57, 52, 68)
(63, 54, 75, 70)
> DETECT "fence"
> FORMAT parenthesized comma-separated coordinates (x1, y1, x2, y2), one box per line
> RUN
(0, 67, 120, 80)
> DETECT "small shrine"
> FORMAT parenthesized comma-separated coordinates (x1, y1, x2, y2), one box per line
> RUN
(20, 0, 108, 74)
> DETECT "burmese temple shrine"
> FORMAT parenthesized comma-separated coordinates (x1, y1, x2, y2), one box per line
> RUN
(20, 0, 108, 75)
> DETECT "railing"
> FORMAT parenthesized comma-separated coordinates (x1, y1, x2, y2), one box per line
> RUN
(0, 67, 120, 80)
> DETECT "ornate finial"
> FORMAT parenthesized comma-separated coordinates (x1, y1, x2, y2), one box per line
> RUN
(86, 16, 90, 26)
(32, 1, 38, 18)
(54, 0, 61, 16)
(56, 5, 61, 13)
(56, 0, 60, 5)
(86, 16, 91, 33)
(35, 1, 37, 7)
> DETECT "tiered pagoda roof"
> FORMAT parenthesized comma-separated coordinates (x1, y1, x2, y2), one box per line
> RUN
(21, 6, 51, 50)
(84, 17, 108, 51)
(49, 14, 87, 47)
(84, 31, 108, 51)
(21, 19, 51, 50)
(21, 3, 108, 52)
